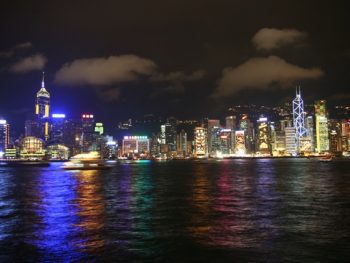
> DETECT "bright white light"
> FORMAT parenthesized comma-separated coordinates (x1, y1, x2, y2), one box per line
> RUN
(236, 149, 246, 156)
(52, 114, 66, 118)
(0, 120, 7, 124)
(216, 151, 223, 159)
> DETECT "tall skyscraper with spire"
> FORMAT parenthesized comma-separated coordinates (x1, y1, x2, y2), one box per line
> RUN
(36, 72, 50, 118)
(292, 87, 306, 153)
(35, 72, 50, 141)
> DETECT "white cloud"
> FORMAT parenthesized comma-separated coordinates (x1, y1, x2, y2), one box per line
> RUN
(10, 53, 47, 73)
(252, 28, 308, 51)
(213, 56, 323, 98)
(54, 55, 156, 85)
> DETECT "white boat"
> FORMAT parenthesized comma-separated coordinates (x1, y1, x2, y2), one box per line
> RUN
(63, 152, 111, 170)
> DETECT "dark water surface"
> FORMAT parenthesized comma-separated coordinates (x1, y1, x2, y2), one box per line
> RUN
(0, 159, 349, 262)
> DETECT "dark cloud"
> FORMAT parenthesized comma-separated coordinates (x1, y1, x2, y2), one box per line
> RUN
(213, 56, 323, 98)
(97, 88, 120, 102)
(150, 69, 205, 98)
(9, 53, 47, 73)
(151, 70, 205, 82)
(54, 55, 156, 86)
(252, 28, 308, 51)
(345, 49, 350, 58)
(329, 92, 350, 101)
(13, 42, 33, 50)
(0, 42, 33, 58)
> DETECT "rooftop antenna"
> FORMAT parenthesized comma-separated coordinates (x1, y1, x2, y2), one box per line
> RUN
(41, 71, 45, 88)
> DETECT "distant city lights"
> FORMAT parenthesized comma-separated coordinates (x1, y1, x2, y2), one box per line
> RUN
(258, 117, 268, 122)
(52, 114, 66, 118)
(123, 136, 148, 140)
(82, 114, 94, 119)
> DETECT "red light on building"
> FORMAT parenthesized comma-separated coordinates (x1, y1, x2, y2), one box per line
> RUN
(82, 114, 94, 119)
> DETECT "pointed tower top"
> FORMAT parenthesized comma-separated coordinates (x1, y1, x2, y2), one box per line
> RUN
(41, 71, 45, 88)
(37, 71, 50, 98)
(295, 85, 302, 98)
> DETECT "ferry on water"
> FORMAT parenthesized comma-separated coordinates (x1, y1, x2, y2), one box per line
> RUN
(63, 152, 111, 170)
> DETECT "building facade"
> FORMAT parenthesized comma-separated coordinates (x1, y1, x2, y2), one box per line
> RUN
(315, 100, 329, 153)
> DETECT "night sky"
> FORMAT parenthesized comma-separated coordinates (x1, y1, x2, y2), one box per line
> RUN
(0, 0, 349, 133)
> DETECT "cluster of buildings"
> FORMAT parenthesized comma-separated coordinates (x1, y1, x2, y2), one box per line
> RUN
(0, 75, 349, 160)
(0, 74, 117, 160)
(118, 89, 350, 159)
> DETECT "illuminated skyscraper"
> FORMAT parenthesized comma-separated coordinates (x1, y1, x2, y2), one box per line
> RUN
(234, 130, 246, 155)
(63, 118, 83, 155)
(341, 119, 350, 152)
(194, 127, 207, 158)
(225, 116, 236, 130)
(328, 119, 342, 153)
(50, 114, 66, 145)
(285, 126, 297, 155)
(176, 129, 187, 157)
(257, 117, 271, 155)
(305, 116, 315, 152)
(293, 87, 306, 152)
(314, 100, 329, 153)
(225, 116, 236, 152)
(35, 72, 50, 141)
(81, 114, 95, 152)
(0, 119, 10, 155)
(207, 119, 221, 155)
(239, 114, 255, 153)
(160, 117, 177, 153)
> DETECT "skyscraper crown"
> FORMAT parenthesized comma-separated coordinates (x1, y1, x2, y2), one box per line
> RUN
(36, 72, 50, 98)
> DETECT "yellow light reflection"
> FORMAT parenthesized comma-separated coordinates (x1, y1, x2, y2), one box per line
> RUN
(75, 170, 105, 252)
(188, 164, 212, 242)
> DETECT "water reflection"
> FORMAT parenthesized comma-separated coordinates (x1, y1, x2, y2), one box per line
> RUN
(0, 159, 349, 262)
(280, 161, 340, 246)
(254, 160, 281, 249)
(31, 166, 83, 260)
(211, 160, 257, 249)
(0, 169, 17, 243)
(129, 164, 155, 257)
(189, 163, 212, 242)
(104, 163, 156, 260)
(104, 164, 133, 253)
(75, 170, 105, 253)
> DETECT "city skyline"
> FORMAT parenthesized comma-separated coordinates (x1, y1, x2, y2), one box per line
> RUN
(1, 77, 349, 160)
(0, 1, 349, 132)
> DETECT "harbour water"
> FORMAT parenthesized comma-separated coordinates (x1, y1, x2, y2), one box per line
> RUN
(0, 159, 349, 262)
